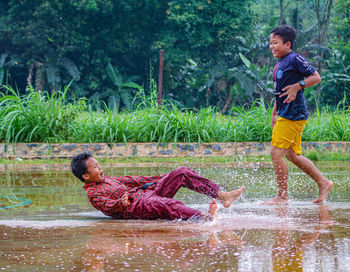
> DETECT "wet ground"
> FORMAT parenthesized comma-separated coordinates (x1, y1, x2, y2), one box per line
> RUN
(0, 161, 350, 271)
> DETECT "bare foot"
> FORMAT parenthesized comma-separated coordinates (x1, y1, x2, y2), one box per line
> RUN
(218, 186, 245, 208)
(261, 196, 289, 205)
(209, 199, 218, 217)
(313, 180, 333, 203)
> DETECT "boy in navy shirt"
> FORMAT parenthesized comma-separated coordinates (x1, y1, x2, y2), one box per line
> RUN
(264, 25, 333, 205)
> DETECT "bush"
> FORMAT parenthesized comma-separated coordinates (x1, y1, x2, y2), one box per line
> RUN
(0, 86, 86, 147)
(0, 86, 349, 145)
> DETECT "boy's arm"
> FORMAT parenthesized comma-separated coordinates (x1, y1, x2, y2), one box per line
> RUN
(280, 71, 321, 103)
(271, 100, 277, 128)
(88, 191, 130, 214)
(119, 175, 166, 187)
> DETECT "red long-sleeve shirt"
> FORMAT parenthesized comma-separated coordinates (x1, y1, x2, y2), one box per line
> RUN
(83, 174, 166, 218)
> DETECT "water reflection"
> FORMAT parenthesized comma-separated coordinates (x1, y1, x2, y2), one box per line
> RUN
(0, 162, 349, 271)
(0, 204, 348, 271)
(271, 205, 334, 272)
(82, 221, 245, 272)
(77, 204, 337, 272)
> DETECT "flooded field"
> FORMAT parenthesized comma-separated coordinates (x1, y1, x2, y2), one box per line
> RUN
(1, 161, 350, 271)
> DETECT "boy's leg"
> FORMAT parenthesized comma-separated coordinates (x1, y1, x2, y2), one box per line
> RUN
(154, 166, 244, 208)
(264, 117, 308, 205)
(129, 192, 202, 220)
(263, 146, 289, 205)
(285, 149, 333, 203)
(154, 166, 221, 198)
(130, 194, 218, 221)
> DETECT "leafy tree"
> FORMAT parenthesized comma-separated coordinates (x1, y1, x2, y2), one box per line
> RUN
(313, 0, 334, 105)
(322, 0, 350, 106)
(0, 0, 167, 109)
(250, 0, 348, 110)
(0, 1, 83, 91)
(157, 0, 254, 111)
(102, 63, 141, 111)
(0, 0, 347, 111)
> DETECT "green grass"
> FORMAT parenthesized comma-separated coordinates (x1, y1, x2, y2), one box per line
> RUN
(303, 150, 350, 161)
(0, 85, 349, 145)
(0, 85, 86, 149)
(303, 104, 350, 141)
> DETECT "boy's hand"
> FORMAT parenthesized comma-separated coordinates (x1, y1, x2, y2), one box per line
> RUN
(121, 192, 131, 207)
(280, 83, 300, 103)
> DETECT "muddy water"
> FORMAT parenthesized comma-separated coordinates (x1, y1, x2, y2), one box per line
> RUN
(0, 161, 350, 271)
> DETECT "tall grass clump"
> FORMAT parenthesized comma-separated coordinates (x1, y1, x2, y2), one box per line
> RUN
(303, 99, 350, 141)
(133, 105, 225, 143)
(0, 86, 86, 147)
(132, 84, 229, 143)
(226, 100, 272, 142)
(72, 86, 228, 144)
(71, 104, 136, 143)
(1, 83, 349, 145)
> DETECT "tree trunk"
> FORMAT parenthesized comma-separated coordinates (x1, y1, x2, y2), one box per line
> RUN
(35, 62, 45, 91)
(206, 87, 211, 107)
(279, 0, 284, 25)
(279, 0, 289, 25)
(27, 64, 34, 88)
(221, 86, 232, 114)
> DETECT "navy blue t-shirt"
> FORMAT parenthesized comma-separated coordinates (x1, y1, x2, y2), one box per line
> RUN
(273, 52, 316, 120)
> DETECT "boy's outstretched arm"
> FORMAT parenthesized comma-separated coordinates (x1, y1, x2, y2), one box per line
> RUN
(280, 71, 321, 103)
(88, 192, 130, 215)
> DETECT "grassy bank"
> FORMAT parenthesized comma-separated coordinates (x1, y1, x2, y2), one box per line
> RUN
(0, 86, 349, 145)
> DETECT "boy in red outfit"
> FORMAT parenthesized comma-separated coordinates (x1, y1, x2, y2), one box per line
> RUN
(71, 152, 244, 220)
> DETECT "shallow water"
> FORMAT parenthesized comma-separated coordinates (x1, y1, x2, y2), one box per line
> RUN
(1, 161, 350, 271)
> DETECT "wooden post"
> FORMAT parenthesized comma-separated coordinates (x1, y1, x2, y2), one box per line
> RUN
(158, 49, 164, 112)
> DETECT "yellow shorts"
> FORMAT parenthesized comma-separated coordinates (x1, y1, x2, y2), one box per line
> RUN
(271, 116, 307, 155)
(273, 249, 303, 272)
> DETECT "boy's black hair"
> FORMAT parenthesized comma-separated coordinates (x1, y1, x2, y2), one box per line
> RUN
(71, 152, 92, 182)
(271, 25, 296, 49)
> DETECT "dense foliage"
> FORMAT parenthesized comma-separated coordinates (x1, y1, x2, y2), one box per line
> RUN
(0, 0, 348, 112)
(0, 87, 349, 145)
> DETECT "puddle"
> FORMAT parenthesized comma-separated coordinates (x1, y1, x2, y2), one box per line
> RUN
(0, 162, 350, 271)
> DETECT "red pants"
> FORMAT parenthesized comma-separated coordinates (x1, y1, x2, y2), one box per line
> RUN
(129, 167, 221, 220)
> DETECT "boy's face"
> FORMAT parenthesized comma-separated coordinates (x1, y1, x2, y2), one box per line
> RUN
(269, 34, 291, 59)
(82, 157, 104, 183)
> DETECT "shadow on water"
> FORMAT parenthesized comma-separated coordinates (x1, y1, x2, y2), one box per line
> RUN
(0, 161, 350, 271)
